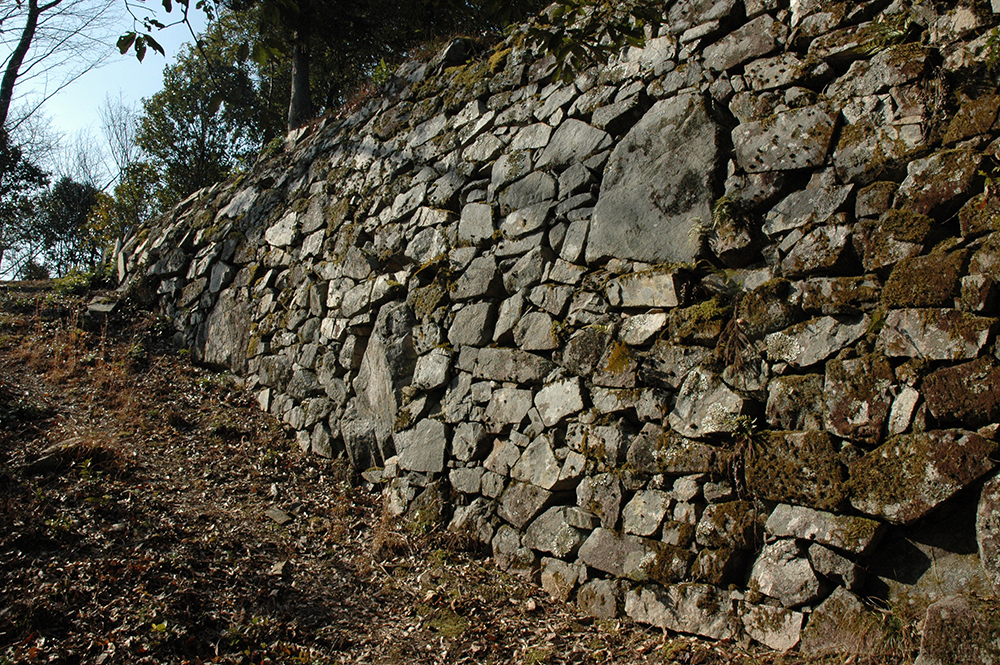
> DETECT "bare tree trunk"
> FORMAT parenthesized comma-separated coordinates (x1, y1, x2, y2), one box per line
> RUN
(0, 0, 64, 131)
(286, 0, 313, 132)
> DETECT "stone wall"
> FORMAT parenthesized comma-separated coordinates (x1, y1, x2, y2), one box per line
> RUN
(119, 0, 1000, 655)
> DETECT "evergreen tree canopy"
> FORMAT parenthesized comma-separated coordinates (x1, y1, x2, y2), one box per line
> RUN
(37, 176, 102, 274)
(126, 0, 548, 130)
(0, 130, 48, 275)
(137, 28, 264, 208)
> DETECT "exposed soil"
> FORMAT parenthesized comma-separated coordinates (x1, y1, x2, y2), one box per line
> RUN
(0, 281, 866, 664)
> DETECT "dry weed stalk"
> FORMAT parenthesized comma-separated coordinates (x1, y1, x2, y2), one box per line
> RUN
(718, 292, 753, 375)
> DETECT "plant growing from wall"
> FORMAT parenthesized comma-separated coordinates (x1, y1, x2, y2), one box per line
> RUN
(717, 292, 753, 376)
(858, 11, 919, 54)
(725, 414, 760, 502)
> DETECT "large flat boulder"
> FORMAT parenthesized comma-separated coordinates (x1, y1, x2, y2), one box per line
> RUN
(977, 474, 1000, 594)
(849, 429, 997, 524)
(352, 301, 416, 462)
(733, 104, 838, 173)
(625, 583, 737, 640)
(587, 94, 720, 265)
(200, 288, 250, 373)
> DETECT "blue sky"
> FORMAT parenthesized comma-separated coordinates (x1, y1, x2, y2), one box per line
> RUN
(9, 4, 208, 144)
(53, 14, 207, 134)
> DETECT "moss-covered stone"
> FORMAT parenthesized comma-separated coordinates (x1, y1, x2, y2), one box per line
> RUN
(853, 208, 936, 271)
(660, 520, 697, 549)
(487, 47, 511, 74)
(669, 297, 729, 346)
(694, 500, 763, 550)
(882, 250, 965, 308)
(959, 192, 1000, 238)
(625, 426, 718, 475)
(917, 595, 1000, 665)
(740, 279, 800, 337)
(969, 231, 1000, 279)
(799, 588, 892, 657)
(855, 180, 898, 219)
(410, 94, 441, 127)
(487, 48, 525, 93)
(922, 355, 1000, 427)
(746, 430, 847, 512)
(598, 340, 633, 376)
(558, 325, 613, 377)
(943, 93, 1000, 145)
(372, 101, 413, 140)
(766, 374, 825, 431)
(404, 481, 448, 534)
(246, 333, 262, 359)
(894, 149, 981, 217)
(407, 282, 448, 320)
(639, 543, 696, 585)
(873, 207, 936, 244)
(848, 429, 997, 524)
(324, 198, 354, 233)
(824, 353, 895, 446)
(878, 308, 997, 360)
(797, 275, 882, 314)
(833, 120, 919, 185)
(691, 547, 746, 586)
(441, 59, 493, 111)
(592, 340, 638, 388)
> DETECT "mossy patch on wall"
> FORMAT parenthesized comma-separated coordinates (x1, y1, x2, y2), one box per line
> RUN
(740, 279, 799, 338)
(746, 430, 847, 512)
(882, 250, 966, 307)
(669, 297, 730, 346)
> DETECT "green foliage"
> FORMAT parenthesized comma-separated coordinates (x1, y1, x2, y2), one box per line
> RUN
(52, 269, 97, 296)
(0, 130, 49, 277)
(712, 194, 751, 231)
(858, 11, 917, 54)
(89, 162, 161, 249)
(516, 0, 662, 81)
(371, 58, 392, 87)
(137, 22, 266, 208)
(119, 0, 663, 152)
(127, 0, 546, 131)
(35, 177, 102, 276)
(117, 31, 166, 62)
(0, 165, 111, 281)
(984, 27, 1000, 70)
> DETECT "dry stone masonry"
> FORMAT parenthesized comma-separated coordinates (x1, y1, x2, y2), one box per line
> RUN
(119, 0, 1000, 656)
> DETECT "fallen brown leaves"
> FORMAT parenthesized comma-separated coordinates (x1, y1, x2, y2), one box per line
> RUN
(0, 282, 840, 665)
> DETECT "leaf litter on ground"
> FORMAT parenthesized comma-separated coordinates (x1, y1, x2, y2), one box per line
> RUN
(0, 281, 891, 665)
